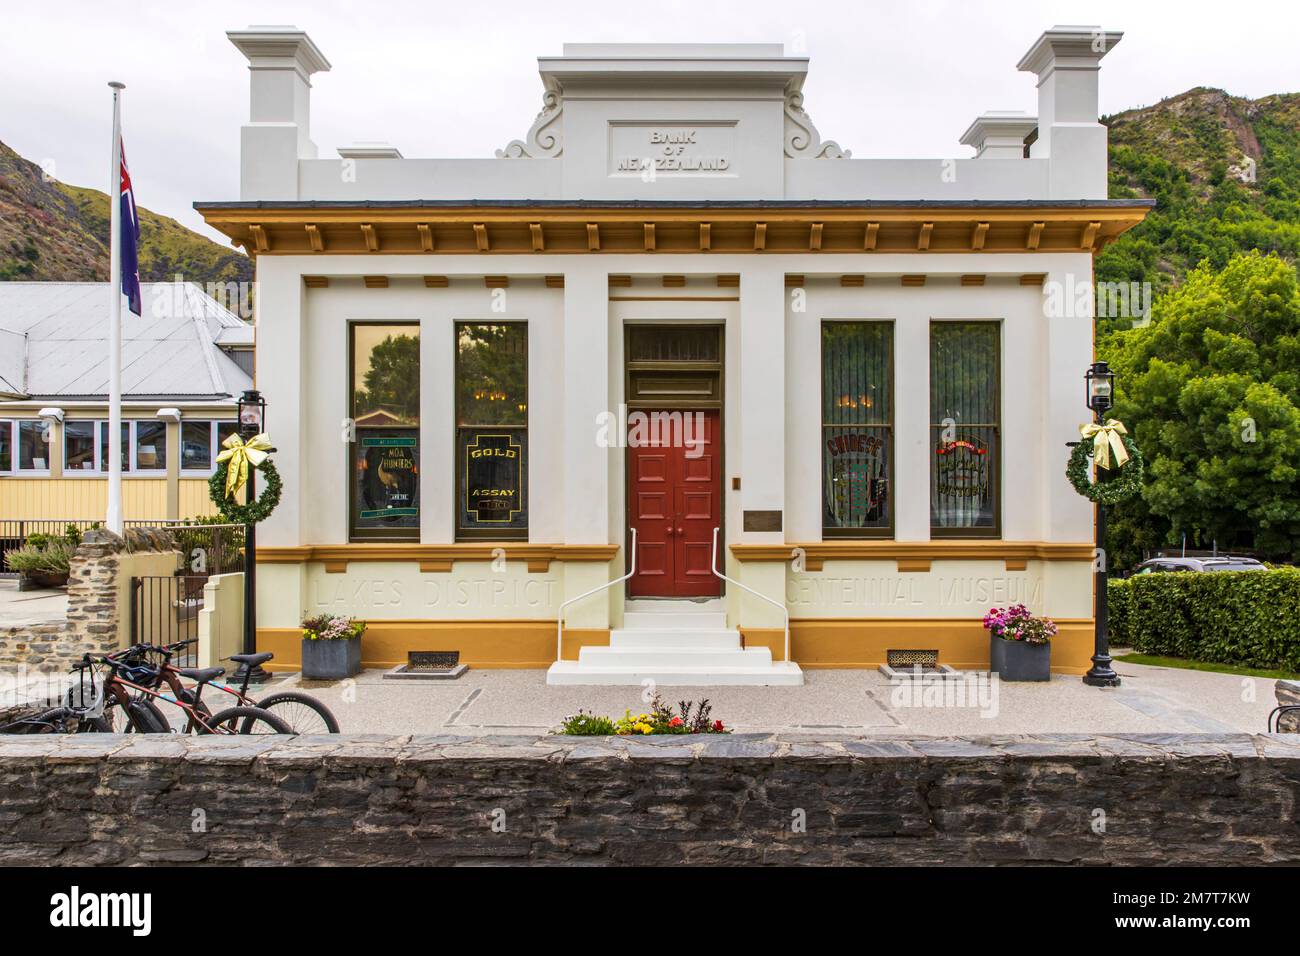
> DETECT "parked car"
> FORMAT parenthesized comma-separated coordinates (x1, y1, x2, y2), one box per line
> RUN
(1132, 556, 1265, 574)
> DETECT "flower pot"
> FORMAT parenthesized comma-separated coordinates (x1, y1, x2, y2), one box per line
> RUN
(20, 571, 69, 591)
(301, 636, 361, 680)
(989, 635, 1051, 681)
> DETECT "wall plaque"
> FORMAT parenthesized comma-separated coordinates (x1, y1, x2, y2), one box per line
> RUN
(743, 510, 783, 533)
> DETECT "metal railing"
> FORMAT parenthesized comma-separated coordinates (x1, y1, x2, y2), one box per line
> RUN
(555, 528, 636, 663)
(710, 526, 790, 663)
(0, 519, 244, 578)
(171, 524, 245, 576)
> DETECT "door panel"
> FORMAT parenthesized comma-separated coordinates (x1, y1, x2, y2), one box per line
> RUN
(628, 409, 721, 598)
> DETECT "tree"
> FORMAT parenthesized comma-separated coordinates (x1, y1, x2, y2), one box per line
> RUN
(354, 333, 420, 424)
(1102, 251, 1300, 565)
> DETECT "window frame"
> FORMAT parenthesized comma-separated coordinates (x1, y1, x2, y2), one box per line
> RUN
(454, 320, 529, 542)
(179, 420, 224, 477)
(62, 419, 100, 474)
(0, 420, 14, 474)
(820, 319, 895, 540)
(347, 321, 422, 543)
(928, 319, 1002, 539)
(15, 419, 52, 474)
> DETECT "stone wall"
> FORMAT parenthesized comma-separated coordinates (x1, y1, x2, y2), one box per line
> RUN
(2, 732, 1299, 865)
(0, 529, 179, 670)
(1275, 680, 1300, 732)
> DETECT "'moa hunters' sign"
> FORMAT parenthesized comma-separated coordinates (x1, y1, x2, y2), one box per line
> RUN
(610, 123, 734, 174)
(462, 431, 525, 525)
(357, 433, 419, 525)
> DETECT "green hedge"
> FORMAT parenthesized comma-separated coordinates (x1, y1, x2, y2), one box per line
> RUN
(1107, 578, 1132, 646)
(1108, 568, 1300, 670)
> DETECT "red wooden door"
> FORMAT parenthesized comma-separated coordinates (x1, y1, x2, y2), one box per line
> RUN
(628, 410, 721, 598)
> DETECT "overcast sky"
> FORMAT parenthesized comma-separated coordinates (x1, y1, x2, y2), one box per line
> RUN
(3, 0, 1297, 243)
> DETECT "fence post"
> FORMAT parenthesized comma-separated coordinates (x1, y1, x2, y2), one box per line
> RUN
(129, 577, 139, 646)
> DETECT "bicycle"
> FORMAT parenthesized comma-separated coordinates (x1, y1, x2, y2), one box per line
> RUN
(109, 640, 339, 734)
(0, 658, 153, 734)
(88, 654, 292, 735)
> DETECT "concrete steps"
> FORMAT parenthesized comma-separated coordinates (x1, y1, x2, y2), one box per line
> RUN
(546, 598, 803, 686)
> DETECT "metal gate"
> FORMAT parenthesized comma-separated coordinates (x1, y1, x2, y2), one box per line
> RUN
(129, 575, 208, 668)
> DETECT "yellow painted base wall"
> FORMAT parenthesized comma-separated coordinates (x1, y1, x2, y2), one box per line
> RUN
(258, 623, 610, 671)
(258, 618, 1092, 674)
(743, 618, 1094, 674)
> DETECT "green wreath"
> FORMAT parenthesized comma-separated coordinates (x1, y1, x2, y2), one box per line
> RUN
(209, 458, 282, 525)
(1066, 435, 1144, 505)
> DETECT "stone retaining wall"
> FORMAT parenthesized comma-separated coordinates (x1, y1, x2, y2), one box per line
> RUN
(0, 529, 179, 669)
(2, 732, 1298, 865)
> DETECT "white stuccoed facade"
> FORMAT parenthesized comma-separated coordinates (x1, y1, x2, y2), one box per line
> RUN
(199, 24, 1149, 684)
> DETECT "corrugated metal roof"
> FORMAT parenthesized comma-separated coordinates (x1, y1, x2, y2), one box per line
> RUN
(0, 282, 253, 401)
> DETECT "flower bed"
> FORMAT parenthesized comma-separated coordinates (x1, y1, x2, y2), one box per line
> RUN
(559, 694, 729, 735)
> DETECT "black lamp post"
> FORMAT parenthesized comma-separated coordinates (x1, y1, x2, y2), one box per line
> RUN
(234, 389, 270, 685)
(1083, 361, 1121, 687)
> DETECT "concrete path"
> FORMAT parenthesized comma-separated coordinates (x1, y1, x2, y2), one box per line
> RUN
(285, 659, 1280, 736)
(0, 579, 67, 626)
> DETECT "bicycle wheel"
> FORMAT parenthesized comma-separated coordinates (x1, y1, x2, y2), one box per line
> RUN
(103, 697, 172, 733)
(253, 691, 340, 734)
(204, 705, 293, 735)
(2, 708, 96, 734)
(111, 699, 171, 734)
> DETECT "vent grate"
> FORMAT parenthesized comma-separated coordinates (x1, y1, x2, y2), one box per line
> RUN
(887, 649, 939, 669)
(407, 651, 460, 671)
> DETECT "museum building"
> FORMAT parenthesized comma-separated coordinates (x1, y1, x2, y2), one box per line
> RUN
(197, 25, 1151, 683)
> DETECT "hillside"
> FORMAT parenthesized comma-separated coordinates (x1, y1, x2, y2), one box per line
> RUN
(0, 140, 252, 286)
(1098, 88, 1300, 332)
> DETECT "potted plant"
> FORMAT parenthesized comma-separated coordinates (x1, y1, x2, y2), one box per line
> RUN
(300, 614, 366, 680)
(983, 604, 1056, 681)
(5, 530, 78, 590)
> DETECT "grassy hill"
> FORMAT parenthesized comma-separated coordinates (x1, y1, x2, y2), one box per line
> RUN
(1097, 88, 1300, 333)
(0, 139, 252, 286)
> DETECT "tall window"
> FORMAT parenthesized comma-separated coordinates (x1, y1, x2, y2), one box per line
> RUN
(98, 422, 131, 473)
(456, 323, 527, 540)
(349, 323, 420, 540)
(17, 421, 50, 471)
(822, 322, 893, 537)
(64, 421, 97, 471)
(930, 322, 1000, 536)
(0, 421, 10, 472)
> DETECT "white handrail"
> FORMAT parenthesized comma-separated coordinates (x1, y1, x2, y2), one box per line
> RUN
(711, 526, 789, 663)
(555, 528, 637, 663)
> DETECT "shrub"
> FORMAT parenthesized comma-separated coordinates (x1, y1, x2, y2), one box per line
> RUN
(1122, 568, 1300, 670)
(558, 711, 618, 736)
(301, 614, 366, 641)
(1107, 579, 1132, 645)
(4, 538, 76, 575)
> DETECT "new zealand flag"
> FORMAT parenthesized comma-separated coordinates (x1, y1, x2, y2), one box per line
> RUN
(118, 141, 141, 316)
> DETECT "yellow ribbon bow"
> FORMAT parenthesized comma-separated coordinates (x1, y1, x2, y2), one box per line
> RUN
(1079, 420, 1130, 471)
(215, 433, 272, 500)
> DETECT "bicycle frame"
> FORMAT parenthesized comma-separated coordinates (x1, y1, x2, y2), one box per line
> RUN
(94, 661, 237, 735)
(112, 640, 257, 713)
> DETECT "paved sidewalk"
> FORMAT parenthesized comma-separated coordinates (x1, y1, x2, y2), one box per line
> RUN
(0, 580, 67, 627)
(288, 659, 1279, 736)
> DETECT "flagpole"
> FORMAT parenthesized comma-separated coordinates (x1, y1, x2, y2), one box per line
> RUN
(106, 81, 125, 535)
